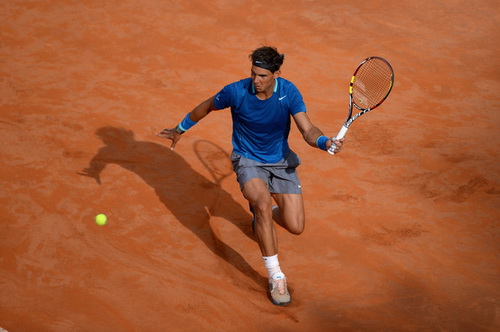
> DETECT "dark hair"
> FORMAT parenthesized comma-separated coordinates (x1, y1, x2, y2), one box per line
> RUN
(249, 46, 285, 73)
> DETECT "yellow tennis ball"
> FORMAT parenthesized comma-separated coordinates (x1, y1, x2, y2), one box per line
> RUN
(95, 214, 107, 226)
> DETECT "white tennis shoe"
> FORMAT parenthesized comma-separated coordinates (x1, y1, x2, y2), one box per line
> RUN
(269, 272, 291, 306)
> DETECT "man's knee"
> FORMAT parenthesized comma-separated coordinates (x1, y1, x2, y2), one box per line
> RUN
(289, 223, 304, 235)
(285, 215, 305, 235)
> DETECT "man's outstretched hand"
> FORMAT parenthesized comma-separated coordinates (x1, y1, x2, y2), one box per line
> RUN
(156, 128, 182, 150)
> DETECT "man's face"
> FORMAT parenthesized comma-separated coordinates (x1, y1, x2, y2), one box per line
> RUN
(251, 66, 279, 94)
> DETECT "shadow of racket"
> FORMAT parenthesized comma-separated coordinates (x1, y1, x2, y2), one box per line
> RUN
(193, 139, 265, 285)
(194, 139, 232, 187)
(193, 139, 234, 216)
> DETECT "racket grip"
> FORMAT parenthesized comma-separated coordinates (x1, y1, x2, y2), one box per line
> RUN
(328, 126, 348, 155)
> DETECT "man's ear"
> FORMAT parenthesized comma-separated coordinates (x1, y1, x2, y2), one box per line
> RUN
(273, 70, 281, 78)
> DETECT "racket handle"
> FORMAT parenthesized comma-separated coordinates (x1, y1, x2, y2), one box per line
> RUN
(328, 126, 348, 155)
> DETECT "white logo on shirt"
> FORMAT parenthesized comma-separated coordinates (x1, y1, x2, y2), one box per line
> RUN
(279, 95, 287, 100)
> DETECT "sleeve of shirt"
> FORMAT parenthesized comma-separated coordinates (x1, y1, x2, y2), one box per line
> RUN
(288, 83, 307, 115)
(213, 83, 235, 110)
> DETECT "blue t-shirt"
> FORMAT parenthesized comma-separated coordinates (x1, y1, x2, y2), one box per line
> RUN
(213, 77, 306, 163)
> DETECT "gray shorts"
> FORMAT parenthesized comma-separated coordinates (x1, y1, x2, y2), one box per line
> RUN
(231, 150, 302, 194)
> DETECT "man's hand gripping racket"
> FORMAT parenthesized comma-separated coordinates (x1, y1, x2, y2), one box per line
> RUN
(329, 56, 394, 154)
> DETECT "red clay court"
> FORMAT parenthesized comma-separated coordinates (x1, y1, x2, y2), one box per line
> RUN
(1, 0, 498, 331)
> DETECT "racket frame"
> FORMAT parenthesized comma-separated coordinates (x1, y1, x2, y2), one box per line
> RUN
(328, 56, 394, 154)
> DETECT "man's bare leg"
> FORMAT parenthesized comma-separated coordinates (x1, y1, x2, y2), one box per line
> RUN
(271, 193, 305, 235)
(241, 179, 298, 306)
(242, 178, 277, 256)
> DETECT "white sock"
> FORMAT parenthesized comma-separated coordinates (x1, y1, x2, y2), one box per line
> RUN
(263, 254, 283, 279)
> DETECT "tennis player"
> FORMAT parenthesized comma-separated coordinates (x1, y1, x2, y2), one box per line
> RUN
(157, 46, 344, 306)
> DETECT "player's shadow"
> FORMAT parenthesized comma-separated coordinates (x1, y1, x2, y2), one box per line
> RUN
(78, 126, 266, 288)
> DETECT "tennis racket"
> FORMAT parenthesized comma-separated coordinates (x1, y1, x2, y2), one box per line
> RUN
(328, 56, 394, 154)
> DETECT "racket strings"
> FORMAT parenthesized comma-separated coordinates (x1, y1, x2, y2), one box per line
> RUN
(352, 58, 393, 109)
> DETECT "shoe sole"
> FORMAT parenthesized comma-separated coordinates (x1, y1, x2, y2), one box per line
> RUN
(271, 298, 291, 306)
